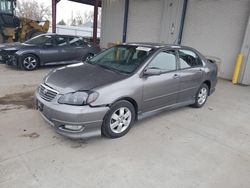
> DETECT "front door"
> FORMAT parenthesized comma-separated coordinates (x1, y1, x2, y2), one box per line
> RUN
(39, 35, 59, 64)
(142, 50, 180, 112)
(68, 36, 89, 61)
(55, 35, 74, 63)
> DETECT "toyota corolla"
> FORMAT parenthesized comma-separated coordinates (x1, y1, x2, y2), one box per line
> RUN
(35, 43, 217, 139)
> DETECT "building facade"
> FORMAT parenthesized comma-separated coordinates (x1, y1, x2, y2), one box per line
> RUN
(100, 0, 250, 85)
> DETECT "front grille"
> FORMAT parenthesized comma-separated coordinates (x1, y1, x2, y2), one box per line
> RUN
(0, 50, 16, 64)
(39, 84, 58, 101)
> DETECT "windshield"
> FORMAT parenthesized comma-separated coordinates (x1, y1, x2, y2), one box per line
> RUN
(0, 0, 14, 14)
(24, 35, 53, 45)
(88, 45, 155, 74)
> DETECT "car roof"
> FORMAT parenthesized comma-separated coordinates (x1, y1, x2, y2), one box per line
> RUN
(124, 42, 195, 50)
(40, 33, 86, 39)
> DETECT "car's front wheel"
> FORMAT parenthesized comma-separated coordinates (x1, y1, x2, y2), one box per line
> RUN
(21, 54, 39, 71)
(193, 83, 209, 108)
(102, 100, 135, 138)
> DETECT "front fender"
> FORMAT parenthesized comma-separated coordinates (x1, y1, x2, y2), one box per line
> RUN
(91, 75, 143, 112)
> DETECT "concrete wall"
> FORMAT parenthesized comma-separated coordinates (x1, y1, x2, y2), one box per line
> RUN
(100, 0, 125, 48)
(182, 0, 250, 79)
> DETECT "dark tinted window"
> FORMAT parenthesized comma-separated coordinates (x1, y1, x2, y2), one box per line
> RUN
(148, 51, 176, 72)
(69, 37, 84, 47)
(179, 49, 202, 69)
(55, 36, 68, 46)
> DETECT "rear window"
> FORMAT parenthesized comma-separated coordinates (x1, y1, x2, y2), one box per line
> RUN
(178, 49, 203, 69)
(69, 37, 84, 47)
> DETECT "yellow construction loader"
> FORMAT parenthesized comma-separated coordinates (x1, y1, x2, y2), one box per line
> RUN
(0, 0, 49, 43)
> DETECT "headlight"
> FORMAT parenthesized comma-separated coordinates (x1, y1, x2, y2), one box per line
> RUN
(58, 91, 99, 105)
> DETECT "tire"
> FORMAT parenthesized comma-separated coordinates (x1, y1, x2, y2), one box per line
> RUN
(193, 83, 209, 108)
(21, 54, 39, 71)
(83, 53, 94, 61)
(102, 100, 136, 138)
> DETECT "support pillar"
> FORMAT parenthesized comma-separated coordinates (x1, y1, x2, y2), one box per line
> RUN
(93, 0, 99, 44)
(52, 0, 58, 33)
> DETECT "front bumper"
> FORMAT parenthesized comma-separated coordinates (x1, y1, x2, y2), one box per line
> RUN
(35, 89, 109, 139)
(0, 51, 18, 66)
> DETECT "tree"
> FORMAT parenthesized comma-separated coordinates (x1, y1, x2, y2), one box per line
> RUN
(70, 18, 77, 26)
(57, 19, 66, 25)
(67, 9, 102, 27)
(16, 0, 51, 21)
(82, 10, 94, 24)
(75, 11, 84, 26)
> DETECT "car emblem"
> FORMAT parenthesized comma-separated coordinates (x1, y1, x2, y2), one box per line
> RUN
(43, 89, 48, 94)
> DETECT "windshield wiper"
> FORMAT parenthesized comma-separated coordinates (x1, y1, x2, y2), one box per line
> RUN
(98, 64, 129, 74)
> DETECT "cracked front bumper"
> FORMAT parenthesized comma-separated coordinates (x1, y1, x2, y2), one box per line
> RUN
(35, 90, 109, 139)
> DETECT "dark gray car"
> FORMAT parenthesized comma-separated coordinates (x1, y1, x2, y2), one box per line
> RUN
(0, 34, 100, 70)
(35, 43, 217, 139)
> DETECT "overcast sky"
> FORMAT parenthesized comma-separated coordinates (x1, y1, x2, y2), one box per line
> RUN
(27, 0, 94, 23)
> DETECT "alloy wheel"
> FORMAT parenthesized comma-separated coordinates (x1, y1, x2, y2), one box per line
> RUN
(110, 107, 132, 134)
(23, 56, 37, 70)
(85, 54, 94, 61)
(198, 87, 208, 105)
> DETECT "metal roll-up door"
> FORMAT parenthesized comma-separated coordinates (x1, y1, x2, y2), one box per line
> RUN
(126, 0, 163, 43)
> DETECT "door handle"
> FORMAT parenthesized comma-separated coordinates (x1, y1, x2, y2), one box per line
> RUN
(173, 74, 180, 79)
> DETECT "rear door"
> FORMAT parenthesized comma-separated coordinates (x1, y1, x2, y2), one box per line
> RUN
(68, 36, 88, 61)
(142, 50, 180, 112)
(177, 49, 204, 103)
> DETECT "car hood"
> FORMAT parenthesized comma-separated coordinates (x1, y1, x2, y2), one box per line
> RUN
(44, 62, 128, 94)
(0, 42, 35, 51)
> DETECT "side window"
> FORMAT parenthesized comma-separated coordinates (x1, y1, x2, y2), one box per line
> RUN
(55, 36, 68, 47)
(179, 50, 203, 69)
(69, 37, 84, 47)
(148, 51, 177, 72)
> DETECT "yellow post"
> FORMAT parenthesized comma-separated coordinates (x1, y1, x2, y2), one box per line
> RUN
(232, 53, 244, 84)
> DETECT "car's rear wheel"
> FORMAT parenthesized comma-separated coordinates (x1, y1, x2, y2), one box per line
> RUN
(83, 53, 94, 61)
(21, 54, 39, 71)
(102, 100, 135, 138)
(193, 83, 209, 108)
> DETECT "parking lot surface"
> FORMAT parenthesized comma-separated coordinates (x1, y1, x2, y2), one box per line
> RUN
(0, 64, 250, 188)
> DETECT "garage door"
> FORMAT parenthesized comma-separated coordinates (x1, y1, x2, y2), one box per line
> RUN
(181, 0, 250, 79)
(126, 0, 163, 42)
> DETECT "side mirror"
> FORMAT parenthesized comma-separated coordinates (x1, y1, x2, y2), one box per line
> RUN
(44, 43, 53, 47)
(143, 68, 162, 76)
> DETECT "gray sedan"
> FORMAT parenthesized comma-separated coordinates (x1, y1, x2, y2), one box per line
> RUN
(0, 34, 100, 70)
(35, 43, 217, 139)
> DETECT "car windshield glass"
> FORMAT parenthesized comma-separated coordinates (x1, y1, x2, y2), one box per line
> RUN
(87, 45, 155, 74)
(24, 35, 53, 45)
